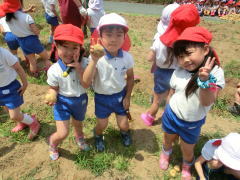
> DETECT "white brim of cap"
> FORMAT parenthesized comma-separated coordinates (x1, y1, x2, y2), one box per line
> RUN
(215, 146, 240, 171)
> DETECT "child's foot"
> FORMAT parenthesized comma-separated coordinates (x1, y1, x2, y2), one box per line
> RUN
(141, 113, 154, 126)
(120, 130, 132, 147)
(181, 162, 192, 180)
(94, 129, 105, 152)
(11, 122, 27, 133)
(159, 152, 170, 170)
(76, 136, 90, 151)
(49, 144, 59, 160)
(28, 115, 40, 140)
(228, 103, 240, 116)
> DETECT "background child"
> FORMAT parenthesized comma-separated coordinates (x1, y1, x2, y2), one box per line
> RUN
(0, 16, 19, 56)
(41, 0, 61, 43)
(195, 132, 240, 180)
(87, 0, 105, 34)
(141, 4, 200, 126)
(83, 13, 134, 152)
(228, 82, 240, 116)
(0, 0, 51, 77)
(159, 27, 225, 180)
(46, 24, 92, 161)
(0, 47, 40, 139)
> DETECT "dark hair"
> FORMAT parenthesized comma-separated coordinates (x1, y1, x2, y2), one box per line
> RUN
(6, 13, 16, 22)
(99, 25, 126, 37)
(173, 40, 218, 98)
(164, 47, 175, 67)
(50, 40, 85, 63)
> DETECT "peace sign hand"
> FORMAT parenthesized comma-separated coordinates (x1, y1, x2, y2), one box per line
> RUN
(198, 57, 215, 81)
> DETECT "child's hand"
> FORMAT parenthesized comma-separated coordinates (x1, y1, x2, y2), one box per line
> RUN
(18, 82, 28, 96)
(90, 39, 105, 62)
(199, 57, 215, 81)
(67, 48, 83, 73)
(123, 96, 131, 110)
(45, 92, 57, 106)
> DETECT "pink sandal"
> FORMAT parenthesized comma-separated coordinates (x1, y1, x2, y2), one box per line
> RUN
(28, 115, 40, 140)
(159, 152, 170, 170)
(181, 163, 192, 180)
(141, 113, 154, 126)
(11, 122, 27, 133)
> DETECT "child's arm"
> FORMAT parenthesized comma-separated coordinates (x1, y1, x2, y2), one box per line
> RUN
(123, 68, 134, 110)
(29, 23, 40, 36)
(224, 168, 240, 179)
(11, 62, 28, 96)
(50, 4, 62, 22)
(147, 50, 156, 62)
(73, 0, 87, 16)
(198, 57, 221, 106)
(195, 155, 207, 180)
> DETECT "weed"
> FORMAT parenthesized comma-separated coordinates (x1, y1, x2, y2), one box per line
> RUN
(27, 72, 48, 85)
(132, 88, 151, 107)
(224, 60, 240, 79)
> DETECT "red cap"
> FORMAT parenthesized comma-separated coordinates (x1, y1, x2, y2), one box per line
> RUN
(175, 26, 220, 65)
(54, 24, 84, 45)
(160, 4, 200, 47)
(0, 0, 21, 17)
(175, 26, 212, 44)
(234, 1, 240, 6)
(226, 0, 234, 5)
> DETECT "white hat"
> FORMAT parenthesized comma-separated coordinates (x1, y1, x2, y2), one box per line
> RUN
(215, 133, 240, 171)
(157, 3, 180, 35)
(97, 13, 128, 32)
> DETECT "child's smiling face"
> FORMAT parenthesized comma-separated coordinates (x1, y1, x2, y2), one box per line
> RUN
(56, 41, 81, 64)
(177, 46, 209, 71)
(100, 26, 125, 56)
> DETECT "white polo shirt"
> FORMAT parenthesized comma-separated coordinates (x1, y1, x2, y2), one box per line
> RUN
(6, 11, 35, 37)
(87, 8, 105, 28)
(0, 48, 18, 87)
(201, 139, 219, 160)
(169, 65, 225, 122)
(47, 58, 88, 97)
(151, 38, 178, 69)
(92, 50, 134, 95)
(0, 17, 11, 32)
(41, 0, 57, 17)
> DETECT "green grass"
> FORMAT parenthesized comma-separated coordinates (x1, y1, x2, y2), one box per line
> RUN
(27, 72, 48, 85)
(132, 88, 151, 107)
(224, 60, 240, 79)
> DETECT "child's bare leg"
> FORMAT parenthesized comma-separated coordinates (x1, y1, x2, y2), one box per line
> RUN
(72, 118, 89, 150)
(148, 91, 169, 117)
(8, 107, 24, 122)
(163, 132, 178, 151)
(25, 53, 37, 73)
(38, 50, 51, 69)
(180, 138, 195, 163)
(50, 120, 69, 146)
(208, 159, 223, 169)
(95, 118, 108, 135)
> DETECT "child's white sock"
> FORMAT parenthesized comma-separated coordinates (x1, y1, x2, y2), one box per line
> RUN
(21, 114, 33, 125)
(162, 145, 172, 156)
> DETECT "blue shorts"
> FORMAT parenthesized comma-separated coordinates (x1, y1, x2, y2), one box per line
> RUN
(154, 67, 174, 94)
(45, 13, 59, 26)
(161, 104, 205, 144)
(17, 35, 44, 55)
(4, 32, 19, 50)
(0, 80, 23, 109)
(53, 93, 88, 121)
(95, 89, 127, 119)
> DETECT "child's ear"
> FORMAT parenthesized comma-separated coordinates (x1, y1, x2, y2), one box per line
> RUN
(203, 45, 210, 56)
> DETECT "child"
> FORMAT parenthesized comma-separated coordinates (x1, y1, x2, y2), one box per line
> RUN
(228, 82, 240, 116)
(83, 13, 134, 152)
(195, 132, 240, 180)
(87, 0, 105, 34)
(218, 1, 229, 16)
(46, 24, 97, 160)
(159, 26, 225, 180)
(0, 17, 19, 56)
(0, 47, 40, 139)
(141, 4, 200, 126)
(41, 0, 61, 43)
(203, 0, 212, 15)
(0, 0, 51, 77)
(210, 0, 220, 16)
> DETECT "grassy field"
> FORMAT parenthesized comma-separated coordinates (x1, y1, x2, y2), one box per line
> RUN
(0, 1, 240, 180)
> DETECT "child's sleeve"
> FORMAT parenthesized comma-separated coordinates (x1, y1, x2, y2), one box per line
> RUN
(81, 57, 89, 69)
(2, 48, 18, 67)
(169, 69, 177, 89)
(201, 139, 218, 161)
(211, 66, 225, 89)
(125, 53, 134, 69)
(47, 65, 59, 87)
(26, 14, 35, 25)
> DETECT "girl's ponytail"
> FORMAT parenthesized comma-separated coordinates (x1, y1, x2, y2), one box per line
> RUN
(6, 13, 16, 22)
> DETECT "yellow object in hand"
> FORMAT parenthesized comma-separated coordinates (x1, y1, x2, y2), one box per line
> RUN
(169, 169, 177, 177)
(45, 93, 57, 104)
(63, 71, 69, 77)
(92, 44, 104, 57)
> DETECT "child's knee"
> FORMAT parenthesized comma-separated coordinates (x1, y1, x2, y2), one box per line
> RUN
(57, 130, 69, 140)
(10, 112, 22, 122)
